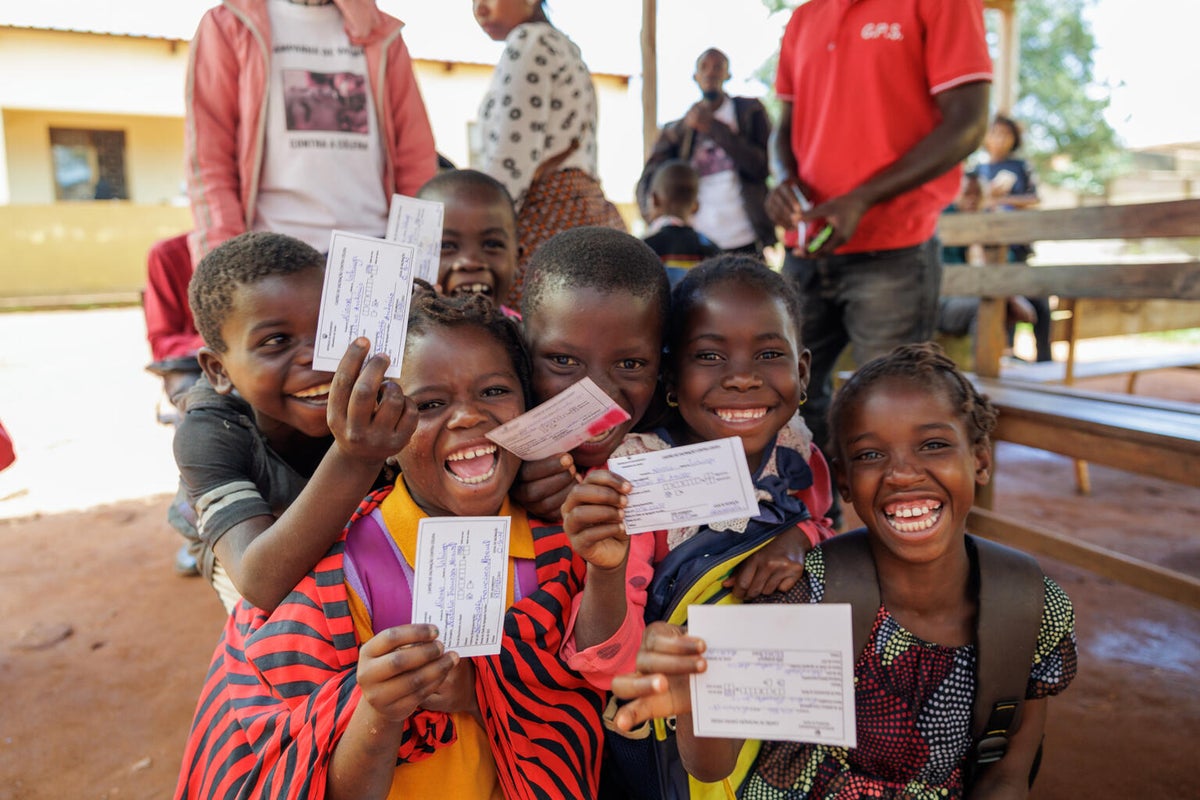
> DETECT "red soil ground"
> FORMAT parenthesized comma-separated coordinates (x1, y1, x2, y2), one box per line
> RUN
(0, 369, 1197, 799)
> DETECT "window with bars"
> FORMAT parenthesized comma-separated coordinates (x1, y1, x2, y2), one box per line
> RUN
(49, 128, 129, 201)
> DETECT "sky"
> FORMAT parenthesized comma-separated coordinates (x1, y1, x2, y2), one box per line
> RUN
(2, 0, 1196, 149)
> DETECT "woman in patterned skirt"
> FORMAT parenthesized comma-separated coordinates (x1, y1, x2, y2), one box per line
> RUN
(471, 0, 626, 308)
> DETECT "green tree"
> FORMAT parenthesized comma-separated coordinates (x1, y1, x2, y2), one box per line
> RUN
(758, 0, 1124, 195)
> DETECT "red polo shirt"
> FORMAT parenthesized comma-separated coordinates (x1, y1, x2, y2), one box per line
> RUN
(776, 0, 992, 253)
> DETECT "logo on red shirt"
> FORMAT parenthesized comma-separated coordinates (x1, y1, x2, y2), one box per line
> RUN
(860, 22, 903, 41)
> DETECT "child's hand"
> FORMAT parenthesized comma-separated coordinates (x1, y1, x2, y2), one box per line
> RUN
(562, 470, 633, 571)
(328, 337, 418, 463)
(610, 622, 706, 731)
(724, 525, 810, 600)
(420, 656, 478, 717)
(356, 624, 457, 724)
(511, 453, 579, 520)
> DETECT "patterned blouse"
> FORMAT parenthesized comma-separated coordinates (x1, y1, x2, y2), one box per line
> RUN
(475, 22, 599, 202)
(741, 546, 1078, 800)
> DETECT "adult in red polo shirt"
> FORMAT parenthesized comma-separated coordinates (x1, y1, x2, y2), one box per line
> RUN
(766, 0, 992, 456)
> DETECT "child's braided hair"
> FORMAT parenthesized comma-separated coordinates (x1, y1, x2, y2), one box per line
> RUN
(829, 342, 997, 462)
(405, 280, 533, 409)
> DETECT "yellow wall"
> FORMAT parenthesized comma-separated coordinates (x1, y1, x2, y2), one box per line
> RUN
(0, 204, 191, 304)
(3, 109, 186, 205)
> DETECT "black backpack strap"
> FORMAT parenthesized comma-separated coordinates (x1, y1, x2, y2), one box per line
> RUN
(817, 529, 879, 659)
(968, 534, 1045, 774)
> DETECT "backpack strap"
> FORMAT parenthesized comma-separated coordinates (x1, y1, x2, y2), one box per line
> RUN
(818, 529, 880, 659)
(819, 530, 1045, 781)
(968, 534, 1044, 771)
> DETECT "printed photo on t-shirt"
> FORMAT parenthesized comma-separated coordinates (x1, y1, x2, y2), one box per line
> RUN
(283, 70, 369, 134)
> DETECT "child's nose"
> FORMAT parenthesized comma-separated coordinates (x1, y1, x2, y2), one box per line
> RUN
(884, 454, 923, 485)
(447, 400, 488, 429)
(722, 362, 762, 391)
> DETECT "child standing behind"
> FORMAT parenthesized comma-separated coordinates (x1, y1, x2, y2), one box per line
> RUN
(641, 160, 722, 288)
(513, 226, 672, 518)
(611, 343, 1077, 799)
(416, 169, 519, 310)
(174, 231, 413, 612)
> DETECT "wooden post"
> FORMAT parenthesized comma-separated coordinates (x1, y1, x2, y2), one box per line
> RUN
(641, 0, 657, 162)
(986, 0, 1019, 114)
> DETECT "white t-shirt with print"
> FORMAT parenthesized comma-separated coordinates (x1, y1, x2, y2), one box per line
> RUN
(691, 97, 756, 250)
(255, 0, 387, 251)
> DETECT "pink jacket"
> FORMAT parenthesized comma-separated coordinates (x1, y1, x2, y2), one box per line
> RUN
(185, 0, 436, 260)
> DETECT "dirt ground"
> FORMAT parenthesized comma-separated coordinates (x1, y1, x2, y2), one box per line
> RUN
(0, 312, 1197, 797)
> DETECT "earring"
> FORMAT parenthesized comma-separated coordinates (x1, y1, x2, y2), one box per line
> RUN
(797, 390, 808, 408)
(666, 391, 679, 408)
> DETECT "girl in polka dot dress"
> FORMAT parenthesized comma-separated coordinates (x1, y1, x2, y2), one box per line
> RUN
(610, 343, 1077, 799)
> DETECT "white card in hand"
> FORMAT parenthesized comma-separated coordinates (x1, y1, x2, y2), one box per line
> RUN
(313, 230, 416, 379)
(386, 193, 444, 285)
(607, 436, 758, 535)
(411, 516, 511, 658)
(689, 604, 856, 747)
(485, 377, 631, 461)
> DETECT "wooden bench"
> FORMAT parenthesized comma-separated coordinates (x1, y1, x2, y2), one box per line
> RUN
(937, 199, 1200, 608)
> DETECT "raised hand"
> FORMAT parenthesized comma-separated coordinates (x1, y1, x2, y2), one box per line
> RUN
(328, 337, 417, 464)
(562, 469, 633, 570)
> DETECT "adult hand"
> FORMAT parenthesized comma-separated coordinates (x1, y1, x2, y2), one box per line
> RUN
(356, 624, 456, 724)
(610, 622, 706, 731)
(765, 180, 805, 231)
(512, 453, 579, 521)
(561, 470, 633, 571)
(683, 102, 716, 135)
(328, 337, 418, 464)
(802, 191, 872, 257)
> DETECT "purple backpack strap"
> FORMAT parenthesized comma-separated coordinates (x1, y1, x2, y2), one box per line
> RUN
(343, 507, 415, 631)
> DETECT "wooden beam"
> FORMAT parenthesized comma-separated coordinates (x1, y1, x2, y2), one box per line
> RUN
(939, 198, 1200, 245)
(641, 0, 657, 162)
(968, 508, 1200, 609)
(942, 262, 1200, 300)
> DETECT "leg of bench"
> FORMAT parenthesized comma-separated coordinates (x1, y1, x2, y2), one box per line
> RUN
(1073, 458, 1091, 496)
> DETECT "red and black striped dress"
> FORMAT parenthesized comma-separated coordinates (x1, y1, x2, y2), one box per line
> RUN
(174, 488, 605, 800)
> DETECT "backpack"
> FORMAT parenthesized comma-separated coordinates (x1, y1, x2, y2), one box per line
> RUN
(602, 515, 805, 800)
(820, 528, 1046, 788)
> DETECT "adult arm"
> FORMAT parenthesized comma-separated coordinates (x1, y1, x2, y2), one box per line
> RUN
(383, 31, 438, 197)
(691, 98, 771, 183)
(185, 9, 250, 258)
(802, 81, 990, 254)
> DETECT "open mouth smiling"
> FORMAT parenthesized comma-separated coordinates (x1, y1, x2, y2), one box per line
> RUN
(289, 383, 332, 404)
(884, 500, 944, 533)
(445, 443, 499, 485)
(713, 407, 769, 424)
(449, 282, 494, 297)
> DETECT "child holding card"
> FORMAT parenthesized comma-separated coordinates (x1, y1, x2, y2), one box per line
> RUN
(416, 168, 520, 310)
(173, 231, 414, 612)
(609, 343, 1077, 799)
(175, 287, 606, 800)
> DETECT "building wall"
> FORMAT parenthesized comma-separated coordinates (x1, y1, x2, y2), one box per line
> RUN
(0, 27, 641, 302)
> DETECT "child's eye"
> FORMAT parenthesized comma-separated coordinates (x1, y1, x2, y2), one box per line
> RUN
(616, 358, 646, 371)
(693, 351, 722, 362)
(851, 449, 883, 462)
(440, 241, 456, 255)
(483, 238, 508, 251)
(547, 354, 580, 368)
(921, 440, 951, 452)
(259, 333, 290, 348)
(757, 349, 786, 360)
(416, 399, 445, 412)
(481, 385, 513, 398)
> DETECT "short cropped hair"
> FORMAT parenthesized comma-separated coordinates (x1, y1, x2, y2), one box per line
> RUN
(406, 281, 533, 408)
(520, 226, 670, 325)
(650, 159, 700, 210)
(667, 255, 803, 362)
(189, 231, 324, 352)
(828, 342, 998, 464)
(417, 168, 517, 229)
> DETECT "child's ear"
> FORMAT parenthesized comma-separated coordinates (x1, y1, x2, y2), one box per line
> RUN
(196, 347, 235, 395)
(796, 348, 812, 401)
(972, 441, 993, 486)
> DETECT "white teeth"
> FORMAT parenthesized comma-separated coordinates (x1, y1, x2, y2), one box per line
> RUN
(715, 407, 768, 422)
(885, 503, 942, 533)
(449, 463, 497, 486)
(453, 283, 492, 296)
(291, 383, 332, 399)
(446, 444, 497, 461)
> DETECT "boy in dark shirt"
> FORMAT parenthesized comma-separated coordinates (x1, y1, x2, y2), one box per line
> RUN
(641, 159, 721, 287)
